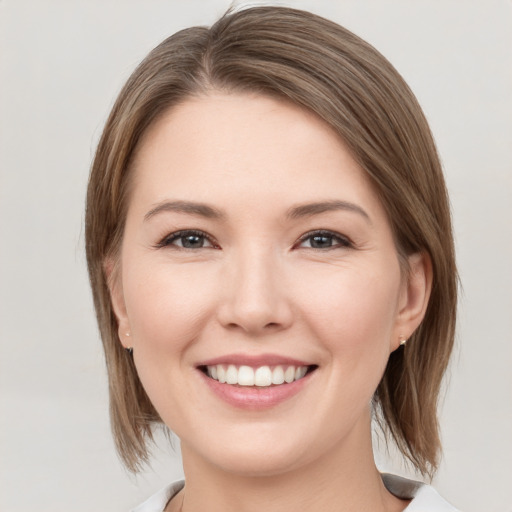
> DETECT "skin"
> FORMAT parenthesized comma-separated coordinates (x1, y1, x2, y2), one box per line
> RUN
(109, 92, 431, 512)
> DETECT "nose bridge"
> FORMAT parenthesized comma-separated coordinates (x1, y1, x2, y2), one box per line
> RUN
(219, 243, 292, 334)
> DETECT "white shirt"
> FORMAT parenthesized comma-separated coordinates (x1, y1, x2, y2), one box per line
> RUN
(132, 474, 459, 512)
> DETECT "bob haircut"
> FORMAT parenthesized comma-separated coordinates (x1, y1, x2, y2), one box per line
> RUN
(86, 6, 457, 477)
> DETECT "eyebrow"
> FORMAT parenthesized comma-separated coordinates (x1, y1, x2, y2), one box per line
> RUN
(144, 199, 371, 224)
(286, 200, 371, 224)
(144, 200, 225, 222)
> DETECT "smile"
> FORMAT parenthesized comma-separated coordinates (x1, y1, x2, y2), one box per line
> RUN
(196, 355, 318, 409)
(203, 364, 312, 387)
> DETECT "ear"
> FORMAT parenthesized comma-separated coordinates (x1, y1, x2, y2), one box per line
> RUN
(392, 252, 433, 351)
(104, 257, 131, 349)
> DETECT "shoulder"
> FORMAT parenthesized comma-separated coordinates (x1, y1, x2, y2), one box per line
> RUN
(382, 473, 460, 512)
(131, 480, 184, 512)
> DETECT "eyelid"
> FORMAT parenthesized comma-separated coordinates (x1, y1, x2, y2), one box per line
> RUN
(294, 229, 353, 249)
(154, 228, 351, 250)
(155, 229, 219, 249)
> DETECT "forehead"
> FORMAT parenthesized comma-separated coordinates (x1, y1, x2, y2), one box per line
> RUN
(129, 92, 385, 221)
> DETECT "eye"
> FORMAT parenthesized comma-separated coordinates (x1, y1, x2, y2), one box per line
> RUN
(157, 230, 218, 250)
(296, 230, 352, 250)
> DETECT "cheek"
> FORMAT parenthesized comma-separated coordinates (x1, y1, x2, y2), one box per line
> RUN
(298, 266, 401, 429)
(298, 263, 401, 363)
(122, 258, 217, 356)
(121, 259, 220, 417)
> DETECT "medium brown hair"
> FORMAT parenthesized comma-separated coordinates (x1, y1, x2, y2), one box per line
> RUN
(86, 6, 457, 476)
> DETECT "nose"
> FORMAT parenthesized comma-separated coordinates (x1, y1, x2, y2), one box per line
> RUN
(217, 247, 293, 336)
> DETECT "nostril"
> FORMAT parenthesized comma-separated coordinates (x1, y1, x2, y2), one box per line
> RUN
(225, 322, 242, 331)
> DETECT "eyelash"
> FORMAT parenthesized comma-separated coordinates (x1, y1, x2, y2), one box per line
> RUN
(295, 230, 353, 250)
(156, 229, 353, 251)
(156, 229, 219, 250)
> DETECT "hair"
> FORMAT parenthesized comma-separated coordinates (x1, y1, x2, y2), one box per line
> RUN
(85, 6, 457, 477)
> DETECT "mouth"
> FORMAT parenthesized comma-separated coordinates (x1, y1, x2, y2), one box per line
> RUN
(198, 364, 318, 387)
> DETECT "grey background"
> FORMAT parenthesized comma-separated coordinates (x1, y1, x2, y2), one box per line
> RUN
(0, 1, 511, 511)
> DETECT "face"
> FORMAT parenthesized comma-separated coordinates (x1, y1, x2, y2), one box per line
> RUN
(111, 92, 429, 477)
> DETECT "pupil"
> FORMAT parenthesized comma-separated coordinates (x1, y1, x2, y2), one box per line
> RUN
(312, 235, 331, 248)
(183, 235, 203, 248)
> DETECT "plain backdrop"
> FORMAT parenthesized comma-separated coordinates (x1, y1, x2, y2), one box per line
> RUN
(0, 1, 511, 511)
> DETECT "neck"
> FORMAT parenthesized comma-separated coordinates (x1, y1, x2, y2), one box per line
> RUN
(173, 413, 407, 512)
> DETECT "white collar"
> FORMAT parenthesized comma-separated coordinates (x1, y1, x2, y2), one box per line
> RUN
(132, 474, 459, 512)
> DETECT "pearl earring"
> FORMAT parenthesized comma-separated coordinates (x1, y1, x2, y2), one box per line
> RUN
(124, 332, 133, 355)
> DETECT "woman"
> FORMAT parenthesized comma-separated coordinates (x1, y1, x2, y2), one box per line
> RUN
(86, 6, 458, 511)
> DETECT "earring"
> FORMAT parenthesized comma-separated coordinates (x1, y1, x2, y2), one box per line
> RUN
(124, 332, 133, 355)
(399, 335, 408, 346)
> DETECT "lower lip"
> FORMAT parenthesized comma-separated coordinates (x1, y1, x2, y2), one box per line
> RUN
(198, 370, 313, 410)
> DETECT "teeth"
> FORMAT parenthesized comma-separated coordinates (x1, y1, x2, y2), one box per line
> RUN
(295, 366, 307, 380)
(238, 365, 254, 386)
(284, 366, 295, 383)
(272, 366, 285, 385)
(254, 366, 272, 387)
(205, 364, 310, 387)
(226, 365, 238, 385)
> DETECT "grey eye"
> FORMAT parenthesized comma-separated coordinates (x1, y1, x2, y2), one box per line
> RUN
(298, 230, 352, 250)
(160, 230, 216, 249)
(177, 233, 210, 248)
(307, 234, 336, 248)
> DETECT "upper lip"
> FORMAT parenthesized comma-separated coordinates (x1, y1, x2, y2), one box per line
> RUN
(196, 353, 314, 368)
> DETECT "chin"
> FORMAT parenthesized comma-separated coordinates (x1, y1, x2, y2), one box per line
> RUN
(180, 422, 330, 479)
(208, 444, 308, 478)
